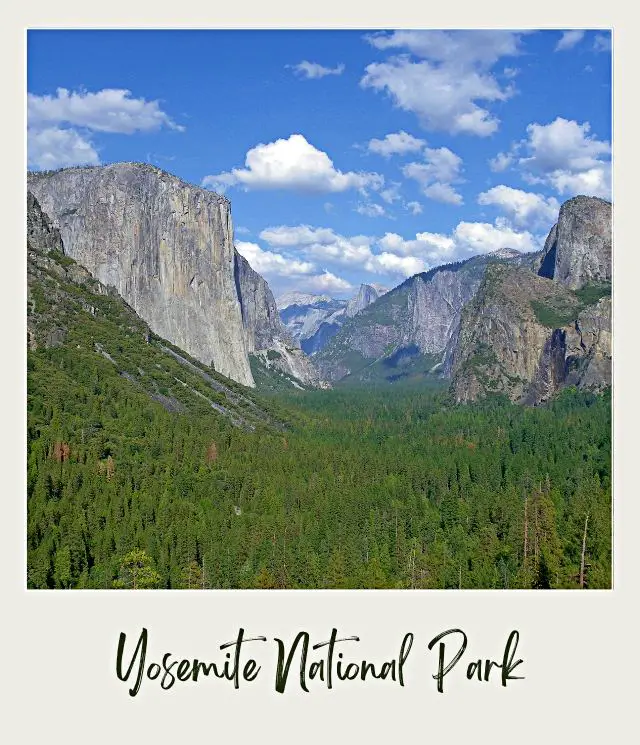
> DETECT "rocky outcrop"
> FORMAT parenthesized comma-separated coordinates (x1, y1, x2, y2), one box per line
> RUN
(537, 195, 611, 289)
(314, 253, 503, 383)
(279, 285, 385, 357)
(27, 190, 64, 255)
(235, 252, 287, 353)
(279, 297, 347, 351)
(277, 292, 333, 309)
(449, 264, 611, 404)
(345, 284, 380, 318)
(27, 163, 325, 389)
(28, 163, 255, 386)
(234, 253, 324, 387)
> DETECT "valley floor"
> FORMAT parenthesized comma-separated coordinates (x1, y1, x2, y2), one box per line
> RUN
(27, 345, 611, 589)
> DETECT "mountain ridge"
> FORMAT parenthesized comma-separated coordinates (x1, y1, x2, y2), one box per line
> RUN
(27, 163, 323, 390)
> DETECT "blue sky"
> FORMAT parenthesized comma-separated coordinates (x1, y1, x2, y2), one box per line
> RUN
(27, 29, 612, 298)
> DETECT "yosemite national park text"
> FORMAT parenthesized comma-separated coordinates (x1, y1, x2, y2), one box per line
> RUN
(115, 627, 525, 696)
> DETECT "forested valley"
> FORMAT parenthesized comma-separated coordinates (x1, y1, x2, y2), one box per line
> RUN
(28, 346, 611, 590)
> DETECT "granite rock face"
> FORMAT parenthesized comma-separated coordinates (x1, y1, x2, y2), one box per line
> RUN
(449, 264, 611, 404)
(234, 253, 323, 386)
(278, 285, 383, 357)
(537, 195, 612, 289)
(279, 296, 348, 353)
(28, 163, 255, 386)
(345, 284, 380, 318)
(314, 253, 508, 383)
(234, 252, 287, 353)
(27, 164, 325, 389)
(27, 190, 64, 255)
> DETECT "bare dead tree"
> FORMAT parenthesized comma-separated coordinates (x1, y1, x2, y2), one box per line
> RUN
(579, 514, 590, 589)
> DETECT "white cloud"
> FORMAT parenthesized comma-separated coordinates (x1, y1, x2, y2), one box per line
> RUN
(379, 182, 402, 204)
(305, 271, 353, 293)
(555, 31, 585, 52)
(372, 253, 427, 276)
(593, 33, 612, 53)
(235, 241, 316, 277)
(453, 219, 538, 254)
(361, 31, 524, 136)
(365, 30, 523, 67)
(489, 151, 514, 172)
(518, 117, 611, 198)
(202, 134, 383, 193)
(289, 61, 345, 79)
(406, 201, 423, 215)
(260, 224, 420, 279)
(27, 126, 100, 170)
(28, 87, 183, 134)
(356, 203, 387, 218)
(257, 214, 541, 289)
(27, 86, 183, 172)
(380, 218, 539, 266)
(379, 231, 456, 264)
(477, 185, 560, 230)
(367, 130, 425, 157)
(403, 146, 464, 204)
(260, 225, 375, 269)
(422, 182, 463, 206)
(260, 224, 349, 248)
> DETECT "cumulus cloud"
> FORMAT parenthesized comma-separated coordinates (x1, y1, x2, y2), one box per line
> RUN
(477, 185, 560, 230)
(365, 30, 523, 67)
(260, 224, 421, 279)
(235, 241, 316, 277)
(260, 225, 376, 269)
(422, 182, 462, 206)
(305, 271, 353, 293)
(367, 130, 425, 157)
(489, 151, 514, 172)
(258, 215, 539, 287)
(361, 30, 524, 136)
(202, 134, 383, 193)
(28, 87, 184, 134)
(403, 146, 464, 205)
(379, 218, 539, 266)
(406, 201, 423, 215)
(237, 237, 355, 295)
(518, 117, 611, 198)
(356, 203, 387, 218)
(27, 86, 183, 171)
(27, 126, 100, 170)
(555, 31, 585, 52)
(452, 219, 539, 254)
(372, 252, 428, 276)
(378, 231, 456, 264)
(289, 61, 345, 79)
(379, 182, 402, 204)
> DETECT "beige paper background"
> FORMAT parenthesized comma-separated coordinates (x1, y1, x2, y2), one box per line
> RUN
(3, 3, 637, 742)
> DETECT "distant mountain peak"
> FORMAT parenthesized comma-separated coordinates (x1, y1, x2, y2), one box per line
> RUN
(488, 247, 523, 259)
(277, 291, 333, 310)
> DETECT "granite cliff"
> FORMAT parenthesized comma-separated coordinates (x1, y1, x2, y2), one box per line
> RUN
(27, 163, 322, 389)
(314, 250, 529, 385)
(27, 191, 284, 429)
(450, 195, 612, 403)
(314, 195, 610, 399)
(234, 252, 323, 387)
(278, 283, 383, 356)
(449, 263, 611, 403)
(537, 195, 611, 289)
